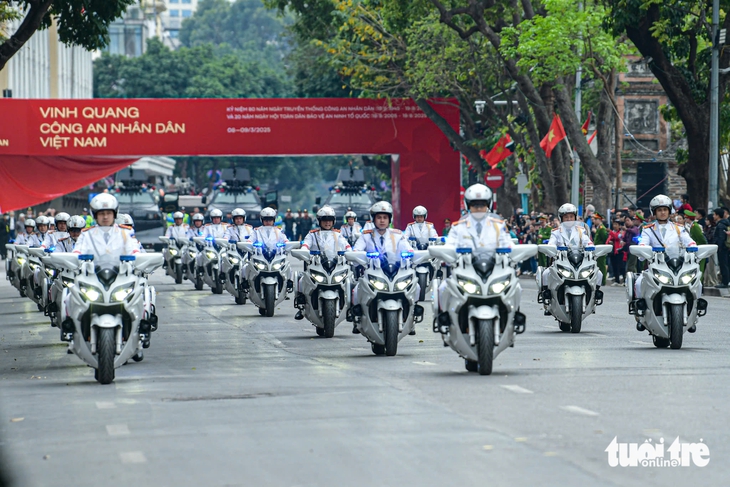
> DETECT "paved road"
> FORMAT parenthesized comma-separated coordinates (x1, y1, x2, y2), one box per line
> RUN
(1, 263, 728, 486)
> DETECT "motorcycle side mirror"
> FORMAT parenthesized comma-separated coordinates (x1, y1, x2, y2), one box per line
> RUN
(428, 246, 457, 264)
(695, 244, 718, 261)
(538, 244, 558, 258)
(345, 251, 368, 267)
(510, 244, 538, 263)
(291, 249, 311, 262)
(412, 250, 430, 265)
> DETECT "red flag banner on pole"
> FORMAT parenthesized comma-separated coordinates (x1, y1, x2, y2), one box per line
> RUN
(587, 130, 597, 145)
(480, 134, 514, 168)
(539, 115, 567, 158)
(581, 111, 591, 135)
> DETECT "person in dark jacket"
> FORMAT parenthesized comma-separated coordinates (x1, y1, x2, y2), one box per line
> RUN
(712, 208, 730, 287)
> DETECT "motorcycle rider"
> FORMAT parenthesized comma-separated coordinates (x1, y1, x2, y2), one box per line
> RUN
(224, 208, 254, 242)
(34, 215, 51, 246)
(189, 213, 205, 237)
(165, 211, 190, 240)
(54, 215, 85, 252)
(44, 212, 71, 248)
(202, 208, 229, 239)
(73, 194, 142, 264)
(295, 206, 351, 320)
(15, 219, 40, 246)
(251, 207, 293, 292)
(404, 205, 439, 243)
(631, 195, 697, 314)
(340, 210, 361, 245)
(351, 201, 414, 333)
(436, 184, 513, 325)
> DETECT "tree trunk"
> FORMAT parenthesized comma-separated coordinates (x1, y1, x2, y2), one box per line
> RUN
(497, 157, 520, 216)
(0, 1, 54, 72)
(679, 129, 710, 209)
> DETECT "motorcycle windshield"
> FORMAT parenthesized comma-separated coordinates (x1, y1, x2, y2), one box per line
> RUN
(321, 249, 338, 274)
(663, 241, 684, 273)
(379, 251, 402, 280)
(567, 249, 585, 268)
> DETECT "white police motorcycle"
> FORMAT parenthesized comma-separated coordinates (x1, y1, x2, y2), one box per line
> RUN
(5, 243, 25, 296)
(49, 252, 163, 384)
(192, 236, 224, 294)
(158, 236, 187, 284)
(408, 236, 440, 302)
(627, 242, 716, 349)
(291, 248, 351, 337)
(429, 245, 537, 375)
(238, 240, 299, 316)
(345, 250, 428, 356)
(216, 237, 249, 305)
(536, 244, 612, 333)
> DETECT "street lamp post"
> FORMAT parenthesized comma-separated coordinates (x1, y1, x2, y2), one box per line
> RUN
(709, 0, 721, 208)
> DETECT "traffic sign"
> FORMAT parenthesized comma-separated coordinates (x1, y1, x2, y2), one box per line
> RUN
(484, 168, 504, 189)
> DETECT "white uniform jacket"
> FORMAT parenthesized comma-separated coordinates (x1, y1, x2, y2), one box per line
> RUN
(638, 221, 696, 248)
(445, 215, 513, 252)
(224, 224, 254, 242)
(547, 223, 593, 248)
(253, 226, 289, 249)
(166, 224, 191, 240)
(403, 221, 439, 243)
(302, 229, 351, 253)
(354, 228, 413, 255)
(73, 224, 141, 265)
(201, 223, 230, 239)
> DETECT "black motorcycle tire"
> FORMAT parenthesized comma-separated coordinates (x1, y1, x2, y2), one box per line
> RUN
(384, 310, 399, 356)
(669, 303, 684, 349)
(235, 281, 247, 305)
(417, 273, 428, 302)
(194, 268, 204, 290)
(569, 295, 583, 334)
(263, 284, 276, 317)
(476, 318, 495, 375)
(175, 263, 183, 284)
(212, 271, 223, 295)
(96, 328, 116, 385)
(322, 299, 337, 338)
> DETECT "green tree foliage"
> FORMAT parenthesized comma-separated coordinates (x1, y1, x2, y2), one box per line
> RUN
(605, 0, 730, 206)
(0, 0, 135, 71)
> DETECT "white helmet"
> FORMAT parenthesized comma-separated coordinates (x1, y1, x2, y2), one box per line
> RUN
(345, 210, 357, 219)
(370, 201, 393, 220)
(68, 216, 86, 230)
(116, 213, 134, 226)
(317, 206, 336, 221)
(173, 211, 185, 219)
(55, 212, 70, 223)
(412, 205, 428, 218)
(231, 208, 246, 219)
(558, 203, 578, 220)
(464, 184, 493, 210)
(192, 213, 205, 222)
(210, 208, 223, 218)
(90, 193, 119, 217)
(24, 219, 36, 229)
(260, 207, 277, 219)
(650, 194, 672, 215)
(35, 215, 50, 226)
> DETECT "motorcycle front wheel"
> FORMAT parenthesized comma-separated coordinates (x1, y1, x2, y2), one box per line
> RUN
(669, 303, 684, 349)
(175, 263, 183, 284)
(417, 273, 428, 302)
(212, 271, 223, 295)
(194, 268, 204, 290)
(322, 299, 337, 338)
(476, 318, 495, 375)
(263, 284, 276, 317)
(569, 295, 583, 334)
(96, 328, 116, 385)
(384, 310, 399, 356)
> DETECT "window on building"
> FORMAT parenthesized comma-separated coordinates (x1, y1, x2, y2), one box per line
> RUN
(182, 9, 192, 17)
(169, 0, 179, 3)
(168, 30, 179, 39)
(181, 0, 192, 3)
(169, 9, 180, 17)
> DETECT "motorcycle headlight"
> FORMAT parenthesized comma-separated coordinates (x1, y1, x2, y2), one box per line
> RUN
(28, 262, 39, 271)
(489, 276, 511, 294)
(311, 270, 327, 283)
(80, 284, 103, 302)
(45, 268, 56, 278)
(188, 251, 197, 258)
(580, 267, 594, 279)
(111, 283, 135, 302)
(205, 251, 217, 260)
(557, 266, 573, 278)
(653, 269, 673, 285)
(272, 261, 283, 270)
(254, 260, 267, 270)
(16, 257, 26, 265)
(229, 257, 240, 265)
(679, 270, 697, 285)
(61, 277, 75, 288)
(369, 276, 388, 291)
(395, 276, 412, 290)
(333, 270, 348, 283)
(457, 278, 481, 295)
(168, 248, 178, 256)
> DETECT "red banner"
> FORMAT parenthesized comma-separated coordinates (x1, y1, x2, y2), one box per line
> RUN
(0, 98, 460, 228)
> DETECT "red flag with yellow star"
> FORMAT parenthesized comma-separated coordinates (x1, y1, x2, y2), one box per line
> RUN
(540, 115, 566, 158)
(480, 134, 514, 168)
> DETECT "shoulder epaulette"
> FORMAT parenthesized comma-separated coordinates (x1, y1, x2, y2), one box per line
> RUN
(332, 229, 340, 233)
(426, 221, 434, 226)
(204, 223, 211, 226)
(452, 220, 465, 226)
(362, 229, 373, 234)
(644, 223, 655, 229)
(391, 229, 402, 234)
(309, 229, 319, 233)
(58, 237, 68, 242)
(81, 227, 91, 232)
(491, 218, 505, 224)
(119, 224, 133, 230)
(406, 222, 414, 226)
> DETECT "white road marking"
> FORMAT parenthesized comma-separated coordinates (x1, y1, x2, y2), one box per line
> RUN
(561, 405, 599, 417)
(120, 451, 146, 464)
(501, 385, 534, 394)
(412, 361, 437, 366)
(106, 424, 130, 436)
(629, 341, 650, 345)
(583, 332, 608, 337)
(96, 401, 116, 409)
